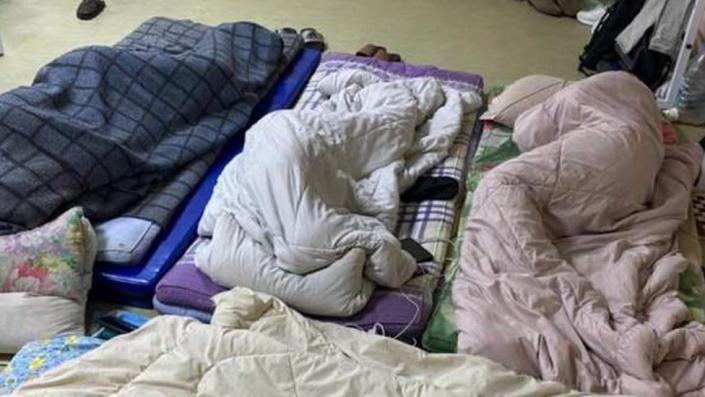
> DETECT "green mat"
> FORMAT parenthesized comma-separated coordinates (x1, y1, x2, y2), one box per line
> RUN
(421, 120, 519, 353)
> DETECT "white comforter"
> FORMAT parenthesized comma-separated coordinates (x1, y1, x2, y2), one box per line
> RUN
(195, 70, 481, 316)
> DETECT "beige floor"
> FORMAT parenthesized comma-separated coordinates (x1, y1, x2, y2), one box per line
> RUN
(0, 0, 591, 92)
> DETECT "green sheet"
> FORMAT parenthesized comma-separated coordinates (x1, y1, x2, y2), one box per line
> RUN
(679, 194, 705, 323)
(421, 120, 519, 353)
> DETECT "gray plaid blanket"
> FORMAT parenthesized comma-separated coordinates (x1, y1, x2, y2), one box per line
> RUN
(0, 17, 293, 234)
(120, 25, 302, 227)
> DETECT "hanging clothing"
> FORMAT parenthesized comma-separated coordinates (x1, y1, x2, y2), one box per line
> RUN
(615, 0, 667, 54)
(650, 0, 695, 58)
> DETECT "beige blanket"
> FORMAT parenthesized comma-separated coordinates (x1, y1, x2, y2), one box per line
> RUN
(453, 72, 705, 396)
(12, 288, 615, 396)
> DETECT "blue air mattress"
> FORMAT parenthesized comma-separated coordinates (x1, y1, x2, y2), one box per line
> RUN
(91, 48, 322, 307)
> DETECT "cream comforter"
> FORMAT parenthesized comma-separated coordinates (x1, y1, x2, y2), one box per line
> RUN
(12, 288, 617, 396)
(453, 72, 705, 396)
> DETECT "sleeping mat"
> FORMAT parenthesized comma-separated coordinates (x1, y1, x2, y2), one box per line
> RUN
(91, 47, 322, 307)
(154, 53, 484, 343)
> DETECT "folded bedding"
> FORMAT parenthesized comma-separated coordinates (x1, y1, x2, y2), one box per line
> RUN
(155, 53, 484, 341)
(453, 72, 705, 395)
(92, 20, 304, 266)
(90, 48, 322, 307)
(10, 288, 614, 397)
(0, 17, 295, 240)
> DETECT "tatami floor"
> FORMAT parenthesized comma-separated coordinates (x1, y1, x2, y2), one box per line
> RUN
(0, 0, 591, 92)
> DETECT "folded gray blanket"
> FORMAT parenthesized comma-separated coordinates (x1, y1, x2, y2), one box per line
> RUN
(0, 17, 292, 234)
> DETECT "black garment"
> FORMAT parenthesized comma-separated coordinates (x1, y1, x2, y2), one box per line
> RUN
(401, 176, 459, 202)
(579, 0, 671, 90)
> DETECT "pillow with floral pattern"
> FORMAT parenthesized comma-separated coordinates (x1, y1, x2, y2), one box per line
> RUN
(0, 207, 96, 302)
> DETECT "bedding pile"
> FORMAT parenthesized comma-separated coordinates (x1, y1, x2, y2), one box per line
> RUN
(194, 60, 482, 317)
(9, 287, 614, 396)
(0, 17, 293, 239)
(154, 53, 484, 341)
(453, 71, 705, 396)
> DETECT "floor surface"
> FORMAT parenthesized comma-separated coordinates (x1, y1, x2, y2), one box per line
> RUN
(0, 0, 591, 91)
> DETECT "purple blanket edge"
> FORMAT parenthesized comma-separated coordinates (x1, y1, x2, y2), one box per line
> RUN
(322, 52, 484, 89)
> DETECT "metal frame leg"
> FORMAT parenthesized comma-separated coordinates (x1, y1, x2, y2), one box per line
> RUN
(658, 0, 705, 109)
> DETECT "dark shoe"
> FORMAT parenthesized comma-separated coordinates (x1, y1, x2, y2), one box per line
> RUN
(300, 27, 325, 51)
(388, 53, 402, 63)
(77, 0, 106, 21)
(372, 47, 391, 61)
(356, 44, 380, 57)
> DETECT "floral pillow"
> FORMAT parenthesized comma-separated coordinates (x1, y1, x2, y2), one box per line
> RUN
(0, 207, 96, 302)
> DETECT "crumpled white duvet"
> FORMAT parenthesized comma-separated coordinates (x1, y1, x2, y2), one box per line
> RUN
(195, 69, 481, 316)
(11, 288, 619, 397)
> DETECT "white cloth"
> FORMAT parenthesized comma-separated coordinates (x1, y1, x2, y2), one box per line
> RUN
(195, 69, 481, 317)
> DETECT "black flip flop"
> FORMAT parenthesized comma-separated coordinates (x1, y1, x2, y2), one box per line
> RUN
(300, 28, 326, 51)
(77, 0, 106, 20)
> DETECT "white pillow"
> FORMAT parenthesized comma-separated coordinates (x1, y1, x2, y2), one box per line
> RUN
(0, 293, 86, 354)
(481, 75, 571, 128)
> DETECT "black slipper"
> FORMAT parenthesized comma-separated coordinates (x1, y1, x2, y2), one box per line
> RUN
(77, 0, 106, 21)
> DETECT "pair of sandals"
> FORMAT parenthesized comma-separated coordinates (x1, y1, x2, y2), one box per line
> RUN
(356, 44, 402, 63)
(280, 27, 326, 51)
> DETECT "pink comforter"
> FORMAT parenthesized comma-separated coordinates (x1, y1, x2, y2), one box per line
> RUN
(453, 72, 705, 396)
